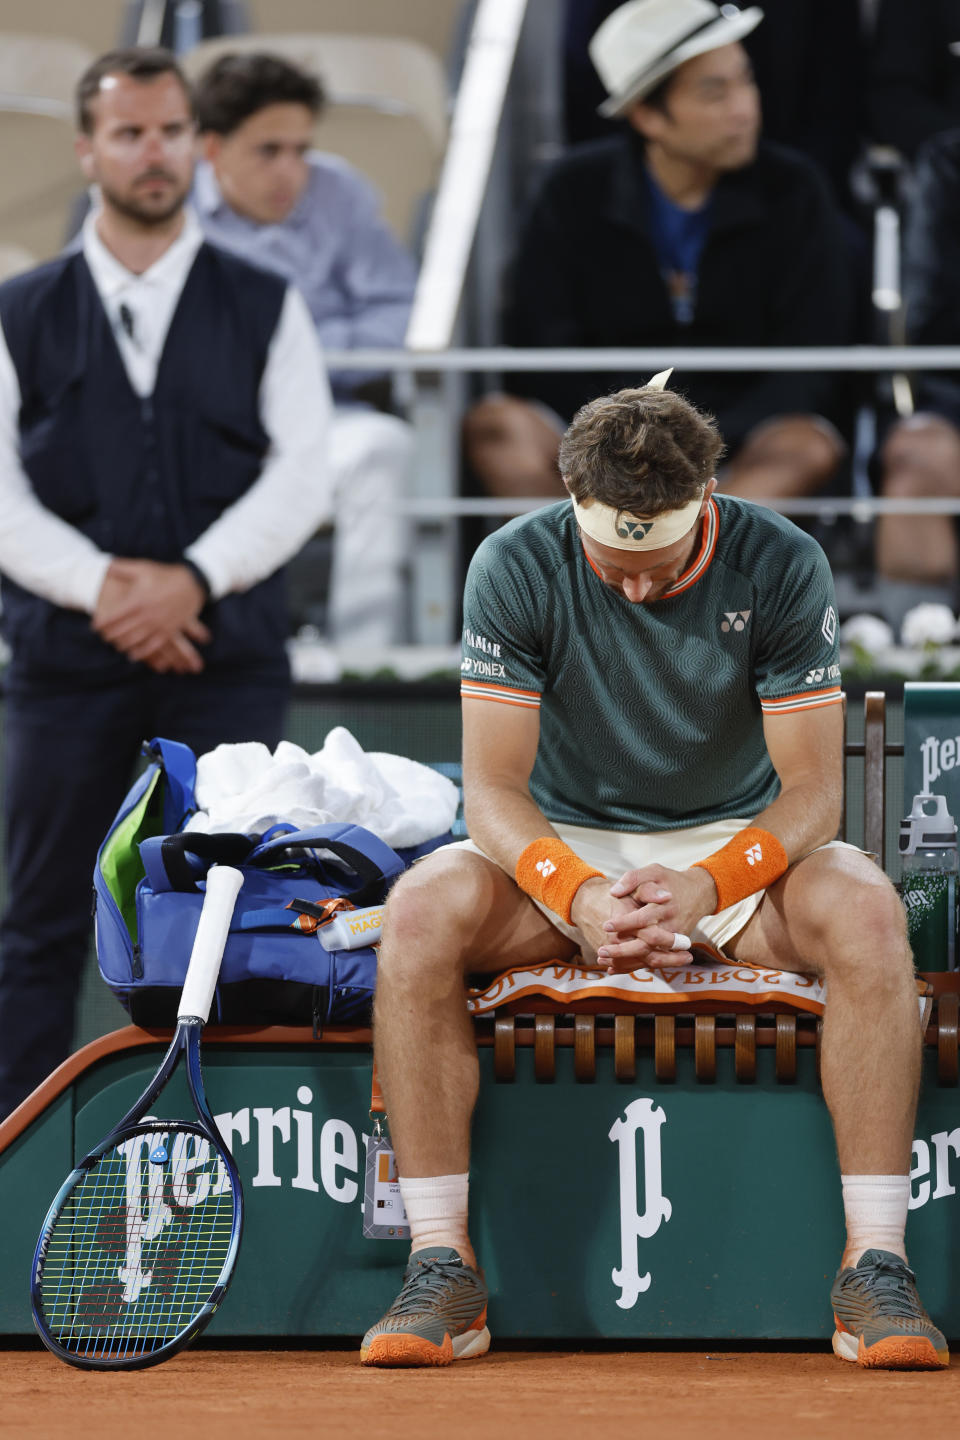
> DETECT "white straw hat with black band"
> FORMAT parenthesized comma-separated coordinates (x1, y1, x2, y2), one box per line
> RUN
(590, 0, 764, 118)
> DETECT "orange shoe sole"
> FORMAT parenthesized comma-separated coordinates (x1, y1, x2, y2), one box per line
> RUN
(361, 1315, 491, 1369)
(858, 1335, 949, 1370)
(361, 1332, 454, 1367)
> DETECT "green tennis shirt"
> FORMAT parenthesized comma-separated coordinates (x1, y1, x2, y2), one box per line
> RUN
(460, 496, 842, 831)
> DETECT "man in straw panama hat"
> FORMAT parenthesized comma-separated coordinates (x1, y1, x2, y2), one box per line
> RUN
(363, 372, 947, 1372)
(464, 0, 853, 517)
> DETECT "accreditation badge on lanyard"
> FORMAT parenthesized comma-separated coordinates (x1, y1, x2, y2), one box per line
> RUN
(362, 1115, 410, 1239)
(363, 1061, 410, 1240)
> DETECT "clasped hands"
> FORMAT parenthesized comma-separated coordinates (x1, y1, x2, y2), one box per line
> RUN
(570, 863, 719, 975)
(92, 558, 211, 674)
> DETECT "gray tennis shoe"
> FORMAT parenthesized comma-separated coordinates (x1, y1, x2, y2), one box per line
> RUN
(831, 1249, 948, 1368)
(361, 1246, 490, 1367)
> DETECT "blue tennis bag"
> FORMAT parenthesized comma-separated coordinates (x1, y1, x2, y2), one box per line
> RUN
(95, 737, 448, 1029)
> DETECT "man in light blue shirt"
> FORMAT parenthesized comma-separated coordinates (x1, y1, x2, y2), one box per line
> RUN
(193, 52, 417, 645)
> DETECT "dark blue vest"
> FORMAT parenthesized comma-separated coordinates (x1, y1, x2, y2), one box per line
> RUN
(0, 242, 290, 681)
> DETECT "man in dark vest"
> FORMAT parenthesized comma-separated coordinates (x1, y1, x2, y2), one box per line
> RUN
(0, 48, 330, 1119)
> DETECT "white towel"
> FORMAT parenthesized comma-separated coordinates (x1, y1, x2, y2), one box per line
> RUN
(185, 726, 459, 847)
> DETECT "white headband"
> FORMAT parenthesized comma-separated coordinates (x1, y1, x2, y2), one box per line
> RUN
(572, 490, 705, 550)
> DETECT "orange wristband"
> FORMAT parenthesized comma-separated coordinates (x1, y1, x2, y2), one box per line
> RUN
(515, 837, 604, 924)
(691, 826, 789, 913)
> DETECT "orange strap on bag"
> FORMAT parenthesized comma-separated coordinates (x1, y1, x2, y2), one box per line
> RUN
(691, 826, 789, 913)
(515, 837, 605, 924)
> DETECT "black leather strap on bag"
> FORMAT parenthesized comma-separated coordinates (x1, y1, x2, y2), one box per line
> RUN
(159, 827, 395, 905)
(159, 832, 258, 892)
(249, 828, 399, 907)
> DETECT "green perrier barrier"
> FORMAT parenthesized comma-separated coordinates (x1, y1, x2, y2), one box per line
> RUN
(4, 1035, 960, 1341)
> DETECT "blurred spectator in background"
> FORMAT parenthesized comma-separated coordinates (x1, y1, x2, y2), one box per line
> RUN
(873, 128, 960, 598)
(466, 0, 854, 505)
(0, 48, 329, 1119)
(565, 0, 865, 212)
(193, 53, 417, 648)
(739, 0, 864, 212)
(120, 0, 250, 52)
(868, 0, 960, 158)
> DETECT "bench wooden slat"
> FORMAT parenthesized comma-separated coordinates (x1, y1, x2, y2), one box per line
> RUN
(735, 1014, 757, 1083)
(613, 1014, 635, 1081)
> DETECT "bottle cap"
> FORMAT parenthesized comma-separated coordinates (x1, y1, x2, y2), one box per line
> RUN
(899, 792, 959, 855)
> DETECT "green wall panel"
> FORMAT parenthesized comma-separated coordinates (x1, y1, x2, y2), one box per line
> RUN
(5, 1034, 960, 1343)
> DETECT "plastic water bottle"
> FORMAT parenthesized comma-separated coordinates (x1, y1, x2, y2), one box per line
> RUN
(318, 905, 384, 951)
(899, 793, 959, 971)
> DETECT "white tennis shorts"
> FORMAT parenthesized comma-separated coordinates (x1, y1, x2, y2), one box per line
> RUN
(446, 818, 861, 960)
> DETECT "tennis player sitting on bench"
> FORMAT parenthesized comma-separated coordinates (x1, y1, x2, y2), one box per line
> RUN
(363, 374, 947, 1371)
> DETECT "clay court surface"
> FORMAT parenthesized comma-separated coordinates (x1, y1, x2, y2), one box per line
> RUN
(5, 1346, 960, 1440)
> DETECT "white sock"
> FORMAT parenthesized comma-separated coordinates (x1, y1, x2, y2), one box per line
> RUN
(841, 1174, 910, 1265)
(399, 1173, 471, 1260)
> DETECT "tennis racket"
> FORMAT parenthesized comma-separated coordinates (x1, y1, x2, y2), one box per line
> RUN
(31, 864, 245, 1370)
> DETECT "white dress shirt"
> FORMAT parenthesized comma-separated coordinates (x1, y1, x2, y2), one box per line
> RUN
(0, 208, 332, 611)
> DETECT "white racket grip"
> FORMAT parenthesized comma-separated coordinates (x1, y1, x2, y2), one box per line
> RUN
(177, 865, 244, 1022)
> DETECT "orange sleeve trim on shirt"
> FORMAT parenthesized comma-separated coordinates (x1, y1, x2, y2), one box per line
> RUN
(763, 686, 843, 706)
(461, 681, 542, 708)
(760, 687, 843, 714)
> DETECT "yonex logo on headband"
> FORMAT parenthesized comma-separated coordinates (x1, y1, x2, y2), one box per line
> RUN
(616, 518, 654, 541)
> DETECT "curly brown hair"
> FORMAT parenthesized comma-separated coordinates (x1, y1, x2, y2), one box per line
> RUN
(558, 385, 724, 514)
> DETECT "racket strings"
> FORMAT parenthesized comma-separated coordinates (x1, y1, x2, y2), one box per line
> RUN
(38, 1126, 237, 1361)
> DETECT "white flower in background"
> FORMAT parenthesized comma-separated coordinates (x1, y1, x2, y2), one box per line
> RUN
(839, 613, 895, 655)
(900, 603, 958, 649)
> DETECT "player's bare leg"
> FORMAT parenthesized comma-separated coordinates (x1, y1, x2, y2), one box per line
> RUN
(375, 850, 575, 1212)
(726, 845, 947, 1368)
(727, 846, 919, 1209)
(362, 849, 576, 1366)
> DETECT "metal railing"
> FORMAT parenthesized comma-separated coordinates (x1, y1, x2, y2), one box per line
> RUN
(327, 344, 960, 372)
(323, 344, 960, 639)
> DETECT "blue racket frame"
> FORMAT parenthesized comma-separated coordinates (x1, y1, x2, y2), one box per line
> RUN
(31, 1016, 243, 1371)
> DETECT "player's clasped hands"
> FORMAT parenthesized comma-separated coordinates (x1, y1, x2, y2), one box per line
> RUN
(587, 861, 719, 973)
